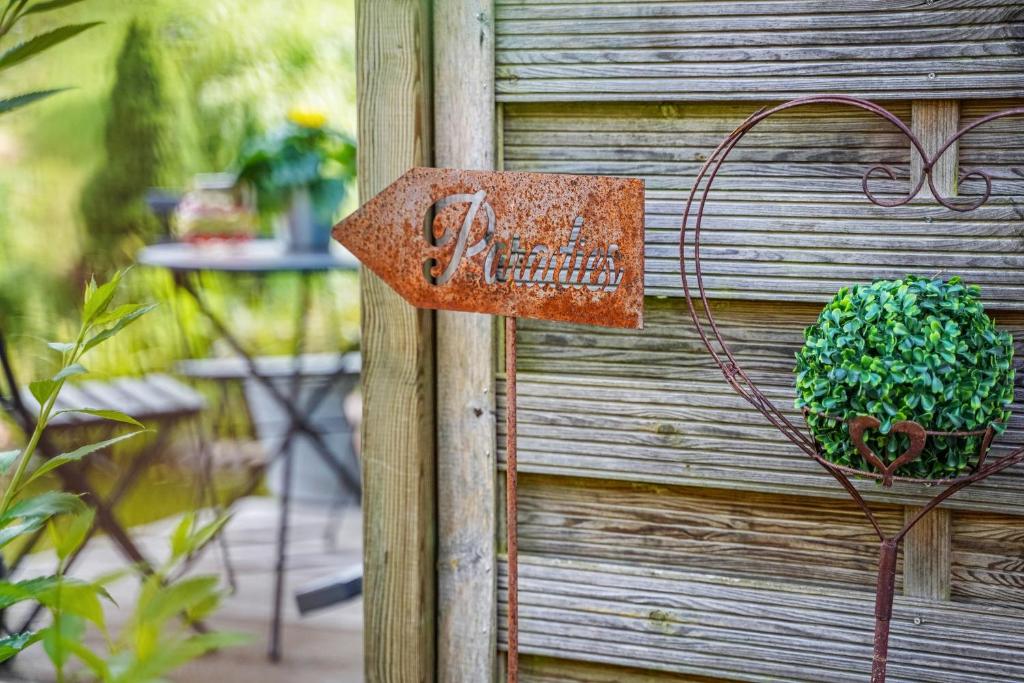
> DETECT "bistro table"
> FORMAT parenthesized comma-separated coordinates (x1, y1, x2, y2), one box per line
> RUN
(138, 239, 362, 662)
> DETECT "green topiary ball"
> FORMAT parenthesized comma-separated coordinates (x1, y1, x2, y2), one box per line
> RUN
(795, 276, 1015, 479)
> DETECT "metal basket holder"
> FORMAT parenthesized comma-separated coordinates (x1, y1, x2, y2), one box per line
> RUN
(680, 95, 1024, 683)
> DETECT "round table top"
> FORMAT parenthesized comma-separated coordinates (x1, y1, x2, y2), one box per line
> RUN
(138, 239, 360, 274)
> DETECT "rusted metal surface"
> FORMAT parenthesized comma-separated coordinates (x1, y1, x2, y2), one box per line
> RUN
(333, 167, 646, 329)
(871, 538, 899, 683)
(505, 316, 519, 682)
(847, 416, 927, 488)
(808, 409, 998, 487)
(680, 94, 1024, 683)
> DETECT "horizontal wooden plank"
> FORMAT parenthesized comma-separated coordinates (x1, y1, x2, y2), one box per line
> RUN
(520, 654, 737, 683)
(499, 555, 1024, 683)
(959, 99, 1024, 200)
(504, 101, 1024, 308)
(495, 3, 1024, 100)
(952, 510, 1024, 606)
(519, 474, 904, 591)
(499, 298, 1024, 516)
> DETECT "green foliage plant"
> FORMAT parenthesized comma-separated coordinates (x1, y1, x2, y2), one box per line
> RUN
(80, 19, 195, 273)
(0, 0, 101, 116)
(234, 109, 356, 228)
(0, 271, 244, 680)
(795, 276, 1015, 479)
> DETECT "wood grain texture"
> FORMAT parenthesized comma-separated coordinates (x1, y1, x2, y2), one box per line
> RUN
(496, 298, 1024, 515)
(519, 655, 735, 682)
(497, 555, 1024, 683)
(493, 2, 1024, 101)
(911, 100, 960, 197)
(960, 98, 1024, 200)
(357, 1, 436, 681)
(951, 510, 1024, 606)
(903, 508, 952, 601)
(518, 474, 904, 591)
(900, 101, 959, 604)
(503, 101, 1024, 309)
(433, 2, 498, 682)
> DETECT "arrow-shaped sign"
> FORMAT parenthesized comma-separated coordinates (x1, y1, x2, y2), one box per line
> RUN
(332, 167, 645, 328)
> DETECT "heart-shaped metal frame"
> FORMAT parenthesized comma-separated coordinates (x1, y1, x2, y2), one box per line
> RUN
(803, 409, 999, 488)
(848, 416, 928, 487)
(680, 95, 1024, 683)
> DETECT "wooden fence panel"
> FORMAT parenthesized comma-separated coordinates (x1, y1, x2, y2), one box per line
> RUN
(498, 556, 1024, 683)
(500, 298, 1024, 515)
(494, 1, 1024, 101)
(503, 101, 1024, 307)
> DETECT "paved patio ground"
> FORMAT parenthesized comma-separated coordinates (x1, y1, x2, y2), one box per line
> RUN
(0, 497, 364, 683)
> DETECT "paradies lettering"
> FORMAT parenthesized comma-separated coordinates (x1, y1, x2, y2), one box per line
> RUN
(423, 190, 624, 292)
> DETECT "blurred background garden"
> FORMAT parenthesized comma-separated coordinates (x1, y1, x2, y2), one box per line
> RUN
(0, 1, 364, 680)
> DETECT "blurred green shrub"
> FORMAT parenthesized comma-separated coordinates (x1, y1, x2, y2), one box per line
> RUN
(80, 20, 196, 274)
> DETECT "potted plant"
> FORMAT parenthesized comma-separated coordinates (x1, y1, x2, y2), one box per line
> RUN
(795, 275, 1015, 481)
(234, 110, 356, 253)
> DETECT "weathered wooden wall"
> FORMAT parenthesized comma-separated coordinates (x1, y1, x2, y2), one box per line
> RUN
(357, 1, 436, 681)
(469, 1, 1024, 681)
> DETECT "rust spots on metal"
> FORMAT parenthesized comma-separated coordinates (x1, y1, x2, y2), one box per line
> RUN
(847, 416, 927, 488)
(333, 167, 645, 328)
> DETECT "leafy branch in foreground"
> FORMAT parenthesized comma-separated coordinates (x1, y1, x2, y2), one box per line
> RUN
(0, 270, 245, 680)
(0, 0, 101, 116)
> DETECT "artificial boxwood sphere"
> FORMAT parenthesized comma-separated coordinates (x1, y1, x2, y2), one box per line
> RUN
(795, 276, 1015, 479)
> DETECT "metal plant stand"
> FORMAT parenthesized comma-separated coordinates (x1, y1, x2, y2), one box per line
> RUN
(680, 95, 1024, 683)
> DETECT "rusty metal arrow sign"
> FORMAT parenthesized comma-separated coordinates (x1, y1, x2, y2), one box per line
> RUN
(334, 165, 646, 683)
(332, 167, 645, 329)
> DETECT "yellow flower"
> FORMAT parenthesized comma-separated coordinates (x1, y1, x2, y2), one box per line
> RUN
(288, 108, 328, 129)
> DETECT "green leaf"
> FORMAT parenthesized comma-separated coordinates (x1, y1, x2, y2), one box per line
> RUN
(52, 363, 86, 382)
(29, 378, 58, 405)
(0, 576, 61, 610)
(22, 430, 149, 489)
(1, 491, 85, 523)
(0, 630, 42, 663)
(185, 514, 231, 559)
(46, 341, 75, 354)
(141, 575, 220, 627)
(0, 492, 86, 547)
(59, 637, 110, 680)
(0, 450, 19, 475)
(44, 581, 106, 632)
(90, 302, 149, 327)
(52, 408, 144, 428)
(82, 269, 124, 325)
(52, 508, 95, 562)
(0, 87, 69, 115)
(115, 631, 249, 682)
(0, 23, 101, 71)
(82, 303, 156, 353)
(170, 512, 195, 559)
(41, 614, 85, 670)
(23, 0, 89, 15)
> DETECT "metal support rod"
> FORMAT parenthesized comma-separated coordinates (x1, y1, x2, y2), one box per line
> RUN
(505, 315, 519, 683)
(871, 538, 900, 683)
(270, 274, 311, 663)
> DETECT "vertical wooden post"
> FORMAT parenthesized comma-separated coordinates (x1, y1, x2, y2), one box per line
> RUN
(903, 99, 959, 601)
(433, 1, 498, 682)
(356, 2, 436, 681)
